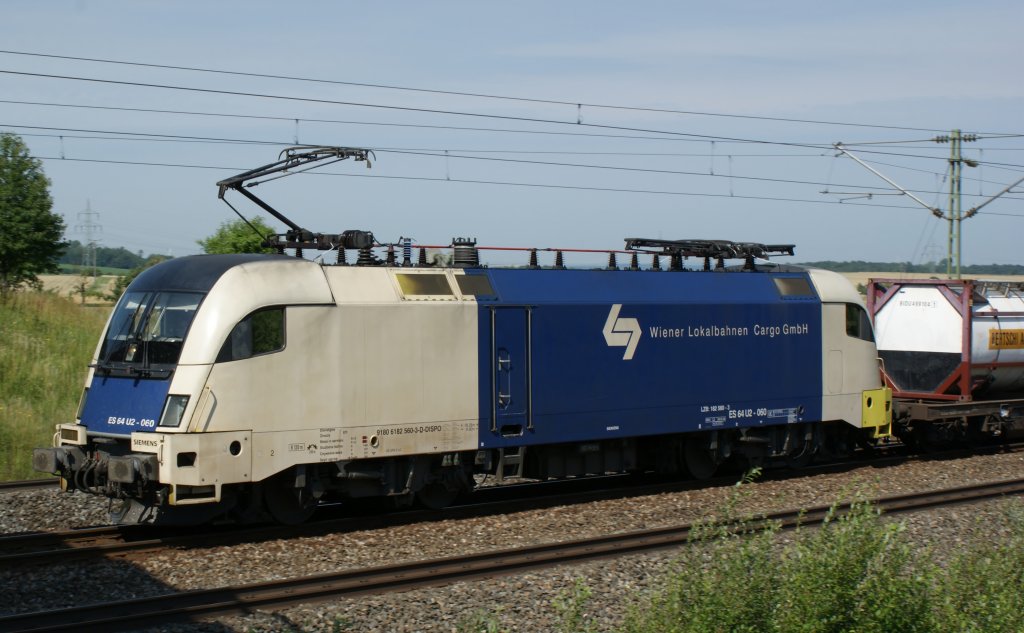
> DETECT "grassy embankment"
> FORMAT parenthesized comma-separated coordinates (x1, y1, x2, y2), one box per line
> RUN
(0, 292, 108, 480)
(460, 482, 1024, 633)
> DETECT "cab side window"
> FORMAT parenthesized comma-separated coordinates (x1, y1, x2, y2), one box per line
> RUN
(217, 307, 285, 362)
(845, 303, 874, 342)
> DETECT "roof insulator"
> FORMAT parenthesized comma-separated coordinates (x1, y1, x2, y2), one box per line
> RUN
(529, 248, 539, 269)
(402, 238, 413, 267)
(451, 237, 480, 268)
(356, 246, 376, 266)
(607, 252, 618, 270)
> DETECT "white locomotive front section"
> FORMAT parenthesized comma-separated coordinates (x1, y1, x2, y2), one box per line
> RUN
(36, 256, 486, 523)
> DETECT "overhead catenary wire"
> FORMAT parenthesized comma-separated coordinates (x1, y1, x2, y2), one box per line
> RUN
(6, 48, 1022, 136)
(9, 69, 1017, 165)
(3, 62, 1019, 221)
(6, 108, 1024, 176)
(4, 99, 1024, 156)
(28, 153, 1024, 218)
(10, 130, 830, 158)
(9, 123, 1021, 199)
(4, 93, 1023, 173)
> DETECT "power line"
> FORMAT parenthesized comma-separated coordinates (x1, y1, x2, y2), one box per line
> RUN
(2, 68, 852, 150)
(11, 123, 1016, 198)
(13, 69, 971, 157)
(6, 98, 1024, 155)
(379, 148, 1008, 199)
(15, 132, 826, 157)
(5, 48, 1016, 135)
(9, 110, 1024, 174)
(0, 98, 697, 144)
(5, 94, 1022, 173)
(31, 153, 1024, 218)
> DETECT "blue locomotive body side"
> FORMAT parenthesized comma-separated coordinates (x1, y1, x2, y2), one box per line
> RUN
(475, 268, 823, 448)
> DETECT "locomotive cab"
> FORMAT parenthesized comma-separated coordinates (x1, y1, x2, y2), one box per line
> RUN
(33, 254, 331, 523)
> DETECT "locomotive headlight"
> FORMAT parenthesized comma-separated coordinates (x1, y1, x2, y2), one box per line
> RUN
(159, 395, 190, 428)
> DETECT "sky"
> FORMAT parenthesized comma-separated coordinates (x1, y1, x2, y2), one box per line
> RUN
(1, 0, 1022, 267)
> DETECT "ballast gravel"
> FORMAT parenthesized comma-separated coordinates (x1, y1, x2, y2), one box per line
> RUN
(2, 450, 1024, 632)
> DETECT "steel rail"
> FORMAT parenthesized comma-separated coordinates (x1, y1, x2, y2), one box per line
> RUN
(4, 440, 1021, 570)
(2, 477, 1023, 633)
(0, 525, 124, 559)
(0, 479, 56, 494)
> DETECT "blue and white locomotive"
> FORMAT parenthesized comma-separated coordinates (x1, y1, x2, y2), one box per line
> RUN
(34, 148, 892, 524)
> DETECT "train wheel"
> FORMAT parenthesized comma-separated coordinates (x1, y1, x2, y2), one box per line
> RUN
(263, 470, 317, 525)
(684, 438, 719, 480)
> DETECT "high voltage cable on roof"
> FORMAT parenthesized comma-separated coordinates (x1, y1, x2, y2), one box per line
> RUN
(28, 154, 1024, 217)
(9, 123, 1021, 197)
(3, 49, 1021, 136)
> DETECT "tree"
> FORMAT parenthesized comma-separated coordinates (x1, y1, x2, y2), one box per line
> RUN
(0, 133, 65, 298)
(197, 217, 278, 254)
(60, 240, 146, 271)
(107, 254, 172, 301)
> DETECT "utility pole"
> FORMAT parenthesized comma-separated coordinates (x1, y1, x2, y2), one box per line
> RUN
(934, 130, 977, 278)
(834, 136, 1024, 279)
(74, 200, 102, 277)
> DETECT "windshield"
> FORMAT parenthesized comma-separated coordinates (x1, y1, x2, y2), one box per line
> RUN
(99, 291, 204, 368)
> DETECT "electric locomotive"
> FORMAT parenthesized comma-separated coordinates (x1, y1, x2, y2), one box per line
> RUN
(34, 147, 893, 524)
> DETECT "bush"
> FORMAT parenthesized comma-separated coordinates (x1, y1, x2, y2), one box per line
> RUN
(618, 479, 1022, 633)
(931, 503, 1024, 632)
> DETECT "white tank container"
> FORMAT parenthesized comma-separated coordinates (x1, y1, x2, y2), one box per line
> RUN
(872, 280, 1024, 395)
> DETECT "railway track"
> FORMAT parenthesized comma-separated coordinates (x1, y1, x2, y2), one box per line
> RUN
(3, 440, 1020, 570)
(0, 479, 56, 494)
(2, 476, 1022, 633)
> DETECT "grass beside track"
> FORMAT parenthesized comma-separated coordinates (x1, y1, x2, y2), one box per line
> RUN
(460, 484, 1024, 633)
(0, 292, 108, 480)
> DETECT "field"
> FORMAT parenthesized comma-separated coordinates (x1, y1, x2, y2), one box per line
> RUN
(38, 274, 119, 306)
(0, 293, 109, 480)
